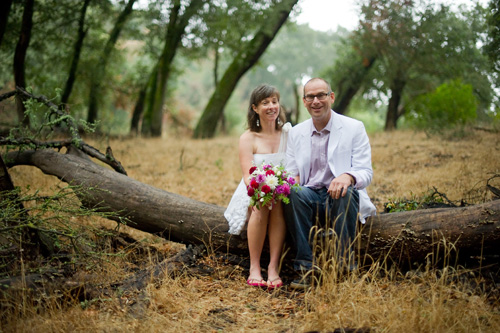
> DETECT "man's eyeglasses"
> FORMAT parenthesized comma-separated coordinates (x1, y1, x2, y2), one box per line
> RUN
(304, 92, 331, 102)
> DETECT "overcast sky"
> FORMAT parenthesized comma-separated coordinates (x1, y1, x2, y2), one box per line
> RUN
(295, 0, 489, 32)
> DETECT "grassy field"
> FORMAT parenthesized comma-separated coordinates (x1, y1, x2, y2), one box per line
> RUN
(2, 128, 500, 332)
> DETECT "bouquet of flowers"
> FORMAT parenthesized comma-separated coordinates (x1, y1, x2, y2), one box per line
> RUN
(247, 162, 298, 209)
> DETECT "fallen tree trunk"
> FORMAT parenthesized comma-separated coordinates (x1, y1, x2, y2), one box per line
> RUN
(6, 148, 500, 266)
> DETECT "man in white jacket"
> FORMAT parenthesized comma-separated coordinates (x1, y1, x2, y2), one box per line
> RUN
(285, 77, 376, 289)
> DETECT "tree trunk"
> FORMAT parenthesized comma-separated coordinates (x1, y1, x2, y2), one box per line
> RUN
(0, 0, 13, 47)
(130, 84, 148, 135)
(13, 0, 34, 127)
(87, 0, 136, 125)
(61, 0, 91, 106)
(333, 56, 376, 115)
(7, 149, 500, 266)
(141, 0, 205, 137)
(193, 0, 299, 138)
(384, 77, 406, 131)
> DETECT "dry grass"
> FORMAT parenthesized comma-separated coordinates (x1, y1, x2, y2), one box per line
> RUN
(2, 129, 500, 332)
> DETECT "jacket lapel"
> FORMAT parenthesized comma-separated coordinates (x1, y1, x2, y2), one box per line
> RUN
(299, 126, 311, 183)
(328, 111, 343, 174)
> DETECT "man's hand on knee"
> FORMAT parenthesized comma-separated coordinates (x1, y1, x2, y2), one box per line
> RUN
(327, 173, 354, 199)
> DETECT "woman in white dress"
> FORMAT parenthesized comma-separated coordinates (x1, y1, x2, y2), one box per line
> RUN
(224, 84, 290, 289)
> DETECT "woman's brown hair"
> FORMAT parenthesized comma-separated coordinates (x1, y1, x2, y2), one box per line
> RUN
(247, 84, 287, 132)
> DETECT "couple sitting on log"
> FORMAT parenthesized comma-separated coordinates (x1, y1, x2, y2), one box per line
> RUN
(224, 77, 376, 290)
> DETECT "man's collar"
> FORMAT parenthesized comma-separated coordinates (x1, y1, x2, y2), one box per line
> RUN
(310, 110, 334, 135)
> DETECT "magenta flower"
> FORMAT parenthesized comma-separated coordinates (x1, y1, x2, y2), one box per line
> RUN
(275, 185, 285, 195)
(282, 184, 290, 196)
(256, 174, 266, 183)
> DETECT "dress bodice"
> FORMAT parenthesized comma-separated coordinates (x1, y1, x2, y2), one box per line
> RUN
(252, 122, 290, 167)
(253, 152, 286, 168)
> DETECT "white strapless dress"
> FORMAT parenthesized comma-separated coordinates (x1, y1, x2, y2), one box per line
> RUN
(224, 123, 291, 235)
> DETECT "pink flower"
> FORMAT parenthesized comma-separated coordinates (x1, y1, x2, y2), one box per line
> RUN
(256, 174, 266, 183)
(282, 184, 290, 196)
(250, 179, 259, 189)
(249, 166, 257, 174)
(275, 185, 285, 194)
(261, 184, 271, 194)
(287, 177, 296, 185)
(265, 169, 275, 176)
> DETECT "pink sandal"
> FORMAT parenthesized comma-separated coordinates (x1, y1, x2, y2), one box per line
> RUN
(246, 278, 267, 287)
(266, 277, 283, 289)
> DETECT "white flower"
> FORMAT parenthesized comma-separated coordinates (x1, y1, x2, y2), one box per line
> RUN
(260, 198, 265, 202)
(266, 175, 279, 190)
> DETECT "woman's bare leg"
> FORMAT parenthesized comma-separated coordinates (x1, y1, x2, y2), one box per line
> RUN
(267, 202, 286, 282)
(247, 207, 269, 281)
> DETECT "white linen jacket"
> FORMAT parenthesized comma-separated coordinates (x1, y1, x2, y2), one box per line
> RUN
(285, 110, 376, 222)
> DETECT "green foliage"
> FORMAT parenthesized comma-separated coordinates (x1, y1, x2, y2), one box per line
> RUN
(246, 23, 346, 110)
(384, 188, 452, 213)
(323, 0, 495, 131)
(407, 79, 478, 133)
(2, 0, 495, 136)
(485, 0, 500, 72)
(0, 185, 128, 279)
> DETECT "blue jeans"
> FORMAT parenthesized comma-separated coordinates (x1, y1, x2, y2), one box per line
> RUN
(284, 186, 359, 272)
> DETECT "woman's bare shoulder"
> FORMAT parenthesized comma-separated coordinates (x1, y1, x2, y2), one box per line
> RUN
(239, 130, 257, 142)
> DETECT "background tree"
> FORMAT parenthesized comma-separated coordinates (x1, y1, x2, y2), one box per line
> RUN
(193, 0, 299, 138)
(324, 39, 377, 115)
(13, 0, 34, 127)
(1, 0, 496, 137)
(246, 24, 346, 123)
(485, 0, 500, 73)
(60, 0, 91, 107)
(407, 79, 478, 133)
(140, 0, 206, 137)
(86, 0, 137, 126)
(350, 0, 494, 130)
(0, 0, 13, 48)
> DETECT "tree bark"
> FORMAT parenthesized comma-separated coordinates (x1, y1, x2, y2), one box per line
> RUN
(6, 149, 500, 266)
(141, 0, 205, 137)
(384, 77, 406, 131)
(130, 84, 148, 135)
(13, 0, 34, 127)
(333, 56, 376, 115)
(61, 0, 91, 106)
(193, 0, 299, 138)
(0, 0, 13, 47)
(87, 0, 136, 125)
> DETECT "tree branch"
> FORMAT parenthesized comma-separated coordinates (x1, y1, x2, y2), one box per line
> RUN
(0, 87, 127, 175)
